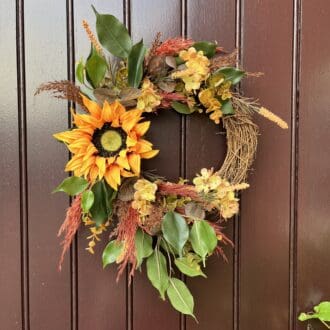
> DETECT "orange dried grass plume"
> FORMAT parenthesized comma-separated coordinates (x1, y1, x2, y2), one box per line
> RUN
(157, 182, 200, 200)
(57, 195, 82, 271)
(154, 37, 194, 56)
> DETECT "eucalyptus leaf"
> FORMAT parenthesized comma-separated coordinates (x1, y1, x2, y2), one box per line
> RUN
(167, 278, 196, 319)
(146, 249, 169, 300)
(102, 240, 123, 268)
(162, 211, 189, 257)
(93, 6, 132, 58)
(189, 220, 218, 265)
(135, 229, 153, 268)
(86, 45, 107, 88)
(218, 67, 245, 85)
(171, 101, 195, 115)
(53, 176, 88, 196)
(81, 190, 94, 213)
(193, 41, 217, 58)
(174, 256, 206, 278)
(128, 39, 147, 88)
(76, 59, 85, 84)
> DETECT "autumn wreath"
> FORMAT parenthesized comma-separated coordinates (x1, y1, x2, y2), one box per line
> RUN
(37, 6, 287, 318)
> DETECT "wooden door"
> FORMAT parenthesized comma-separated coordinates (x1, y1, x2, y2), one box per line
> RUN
(1, 0, 330, 329)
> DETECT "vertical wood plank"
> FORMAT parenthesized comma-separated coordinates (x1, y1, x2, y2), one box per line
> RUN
(25, 1, 71, 329)
(73, 2, 127, 330)
(239, 1, 293, 329)
(130, 1, 182, 329)
(185, 1, 236, 329)
(0, 1, 22, 328)
(296, 1, 330, 329)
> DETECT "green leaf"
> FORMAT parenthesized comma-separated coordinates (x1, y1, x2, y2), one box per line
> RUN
(81, 190, 94, 213)
(162, 211, 189, 257)
(53, 176, 88, 196)
(171, 101, 195, 115)
(189, 220, 218, 265)
(135, 228, 153, 268)
(85, 45, 107, 88)
(90, 180, 116, 226)
(193, 41, 217, 58)
(174, 256, 206, 278)
(221, 99, 234, 115)
(76, 59, 85, 84)
(127, 39, 147, 88)
(167, 278, 196, 319)
(146, 249, 169, 300)
(218, 67, 245, 85)
(298, 302, 330, 322)
(102, 240, 123, 268)
(93, 6, 132, 58)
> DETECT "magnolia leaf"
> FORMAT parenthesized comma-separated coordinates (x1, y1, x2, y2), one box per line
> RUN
(167, 278, 196, 319)
(119, 87, 141, 101)
(53, 176, 88, 196)
(175, 256, 206, 278)
(85, 45, 107, 88)
(193, 41, 217, 58)
(165, 56, 177, 69)
(189, 220, 218, 265)
(81, 190, 94, 213)
(185, 202, 205, 220)
(171, 101, 195, 115)
(76, 59, 85, 84)
(128, 39, 147, 88)
(102, 240, 123, 268)
(221, 99, 234, 115)
(162, 211, 189, 257)
(218, 67, 245, 85)
(135, 229, 153, 268)
(93, 6, 132, 58)
(158, 80, 176, 93)
(146, 249, 169, 300)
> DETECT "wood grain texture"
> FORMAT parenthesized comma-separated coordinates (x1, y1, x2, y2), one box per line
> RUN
(73, 2, 127, 330)
(185, 1, 236, 329)
(0, 1, 22, 329)
(296, 1, 330, 329)
(25, 1, 71, 329)
(130, 1, 182, 329)
(239, 1, 293, 329)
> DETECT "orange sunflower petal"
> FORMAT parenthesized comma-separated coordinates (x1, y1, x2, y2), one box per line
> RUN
(133, 139, 153, 153)
(134, 121, 150, 137)
(89, 165, 99, 184)
(140, 149, 159, 159)
(73, 112, 102, 129)
(105, 165, 121, 190)
(121, 109, 143, 133)
(101, 100, 113, 122)
(81, 94, 102, 118)
(115, 154, 130, 170)
(126, 135, 138, 147)
(95, 156, 106, 179)
(111, 101, 126, 128)
(53, 130, 81, 144)
(121, 169, 136, 178)
(128, 153, 141, 175)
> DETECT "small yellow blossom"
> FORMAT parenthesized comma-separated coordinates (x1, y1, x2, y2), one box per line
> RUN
(193, 168, 222, 193)
(137, 79, 162, 113)
(216, 81, 232, 100)
(83, 217, 110, 254)
(198, 88, 223, 124)
(171, 47, 210, 92)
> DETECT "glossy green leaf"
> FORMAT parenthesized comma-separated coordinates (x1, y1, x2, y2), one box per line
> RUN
(102, 240, 123, 268)
(174, 256, 206, 278)
(76, 59, 85, 84)
(299, 301, 330, 322)
(218, 67, 245, 85)
(167, 278, 196, 319)
(146, 249, 169, 300)
(171, 101, 195, 115)
(193, 41, 217, 58)
(127, 39, 147, 88)
(92, 6, 132, 58)
(135, 228, 153, 268)
(53, 176, 88, 196)
(90, 180, 116, 226)
(81, 190, 94, 213)
(162, 211, 189, 257)
(221, 99, 234, 115)
(85, 45, 107, 88)
(189, 220, 218, 265)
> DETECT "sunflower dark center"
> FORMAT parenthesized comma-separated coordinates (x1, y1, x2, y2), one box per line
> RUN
(92, 124, 127, 157)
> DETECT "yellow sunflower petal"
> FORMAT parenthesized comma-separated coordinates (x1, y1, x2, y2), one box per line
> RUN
(128, 153, 141, 175)
(126, 135, 138, 147)
(133, 139, 153, 153)
(95, 156, 106, 180)
(89, 165, 99, 184)
(121, 169, 136, 178)
(81, 94, 102, 118)
(111, 101, 126, 128)
(73, 112, 102, 129)
(83, 144, 97, 162)
(105, 165, 121, 190)
(116, 155, 130, 170)
(101, 100, 113, 122)
(53, 130, 80, 144)
(140, 149, 159, 159)
(134, 121, 150, 137)
(121, 109, 143, 133)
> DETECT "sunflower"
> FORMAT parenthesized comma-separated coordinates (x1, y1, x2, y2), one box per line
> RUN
(54, 95, 159, 190)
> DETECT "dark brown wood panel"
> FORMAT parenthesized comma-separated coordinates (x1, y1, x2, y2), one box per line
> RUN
(185, 1, 236, 329)
(130, 1, 182, 329)
(296, 1, 330, 329)
(25, 1, 71, 329)
(239, 1, 293, 329)
(73, 2, 127, 330)
(0, 1, 22, 329)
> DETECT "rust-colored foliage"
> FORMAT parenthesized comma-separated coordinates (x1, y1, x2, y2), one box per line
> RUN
(154, 37, 194, 56)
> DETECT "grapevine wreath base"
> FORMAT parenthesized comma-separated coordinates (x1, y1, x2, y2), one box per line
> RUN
(37, 6, 287, 318)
